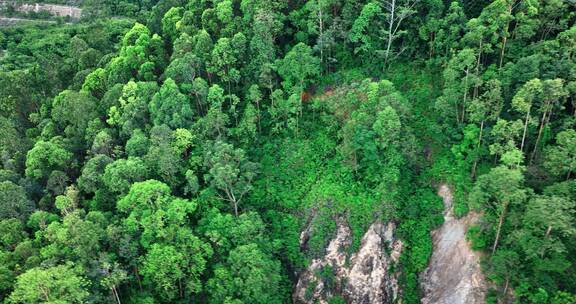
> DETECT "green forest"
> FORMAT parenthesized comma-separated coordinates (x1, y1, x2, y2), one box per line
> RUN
(0, 0, 574, 303)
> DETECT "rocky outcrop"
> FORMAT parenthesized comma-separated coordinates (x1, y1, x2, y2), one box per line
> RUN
(293, 220, 403, 304)
(0, 1, 82, 19)
(419, 184, 487, 304)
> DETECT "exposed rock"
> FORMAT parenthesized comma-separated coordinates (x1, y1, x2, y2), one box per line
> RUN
(293, 220, 403, 304)
(0, 1, 82, 19)
(420, 184, 487, 304)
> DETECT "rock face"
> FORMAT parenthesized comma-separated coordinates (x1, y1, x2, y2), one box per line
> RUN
(293, 220, 403, 304)
(0, 1, 82, 19)
(420, 184, 487, 304)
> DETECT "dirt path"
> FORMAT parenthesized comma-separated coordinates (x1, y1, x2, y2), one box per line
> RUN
(419, 184, 487, 304)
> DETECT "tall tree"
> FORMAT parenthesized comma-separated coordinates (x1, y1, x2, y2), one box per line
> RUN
(207, 243, 283, 304)
(530, 79, 568, 163)
(203, 141, 258, 216)
(149, 78, 194, 129)
(9, 264, 90, 304)
(468, 79, 503, 176)
(512, 79, 543, 152)
(25, 139, 73, 181)
(276, 43, 320, 92)
(436, 48, 478, 124)
(471, 161, 529, 254)
(0, 181, 34, 221)
(544, 129, 576, 180)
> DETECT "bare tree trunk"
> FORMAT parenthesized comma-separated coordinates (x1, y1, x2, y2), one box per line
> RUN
(540, 226, 553, 258)
(471, 120, 484, 178)
(256, 100, 261, 134)
(530, 109, 548, 164)
(499, 36, 508, 69)
(41, 287, 51, 302)
(318, 5, 324, 72)
(520, 109, 530, 152)
(384, 0, 395, 66)
(473, 39, 483, 99)
(492, 201, 508, 254)
(461, 67, 470, 124)
(112, 286, 122, 304)
(179, 278, 183, 298)
(226, 188, 239, 217)
(134, 266, 142, 291)
(503, 277, 510, 299)
(499, 4, 512, 69)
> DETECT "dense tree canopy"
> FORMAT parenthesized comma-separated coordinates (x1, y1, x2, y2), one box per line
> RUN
(0, 0, 574, 303)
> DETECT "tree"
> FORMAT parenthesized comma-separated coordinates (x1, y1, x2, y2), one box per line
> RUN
(141, 243, 186, 300)
(349, 0, 418, 66)
(25, 139, 73, 180)
(521, 195, 575, 260)
(233, 103, 258, 146)
(161, 7, 184, 43)
(141, 230, 211, 301)
(420, 1, 466, 61)
(380, 0, 419, 65)
(436, 48, 478, 125)
(0, 218, 27, 249)
(248, 9, 278, 82)
(197, 209, 268, 256)
(78, 155, 113, 194)
(199, 85, 230, 139)
(102, 157, 149, 197)
(0, 181, 34, 221)
(512, 79, 543, 152)
(467, 79, 503, 176)
(145, 125, 184, 187)
(46, 170, 70, 197)
(349, 2, 382, 58)
(149, 78, 194, 129)
(164, 53, 201, 85)
(208, 37, 242, 94)
(269, 91, 301, 134)
(117, 180, 212, 298)
(372, 105, 402, 149)
(530, 79, 568, 163)
(488, 249, 520, 297)
(303, 0, 336, 70)
(489, 119, 523, 160)
(44, 211, 105, 265)
(276, 43, 320, 91)
(247, 85, 262, 132)
(117, 180, 195, 247)
(207, 243, 283, 304)
(204, 141, 258, 216)
(54, 185, 80, 216)
(90, 130, 115, 157)
(192, 29, 214, 68)
(125, 129, 150, 157)
(81, 68, 108, 99)
(9, 264, 89, 304)
(107, 80, 158, 138)
(478, 0, 514, 68)
(99, 258, 127, 304)
(471, 163, 529, 254)
(544, 129, 576, 179)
